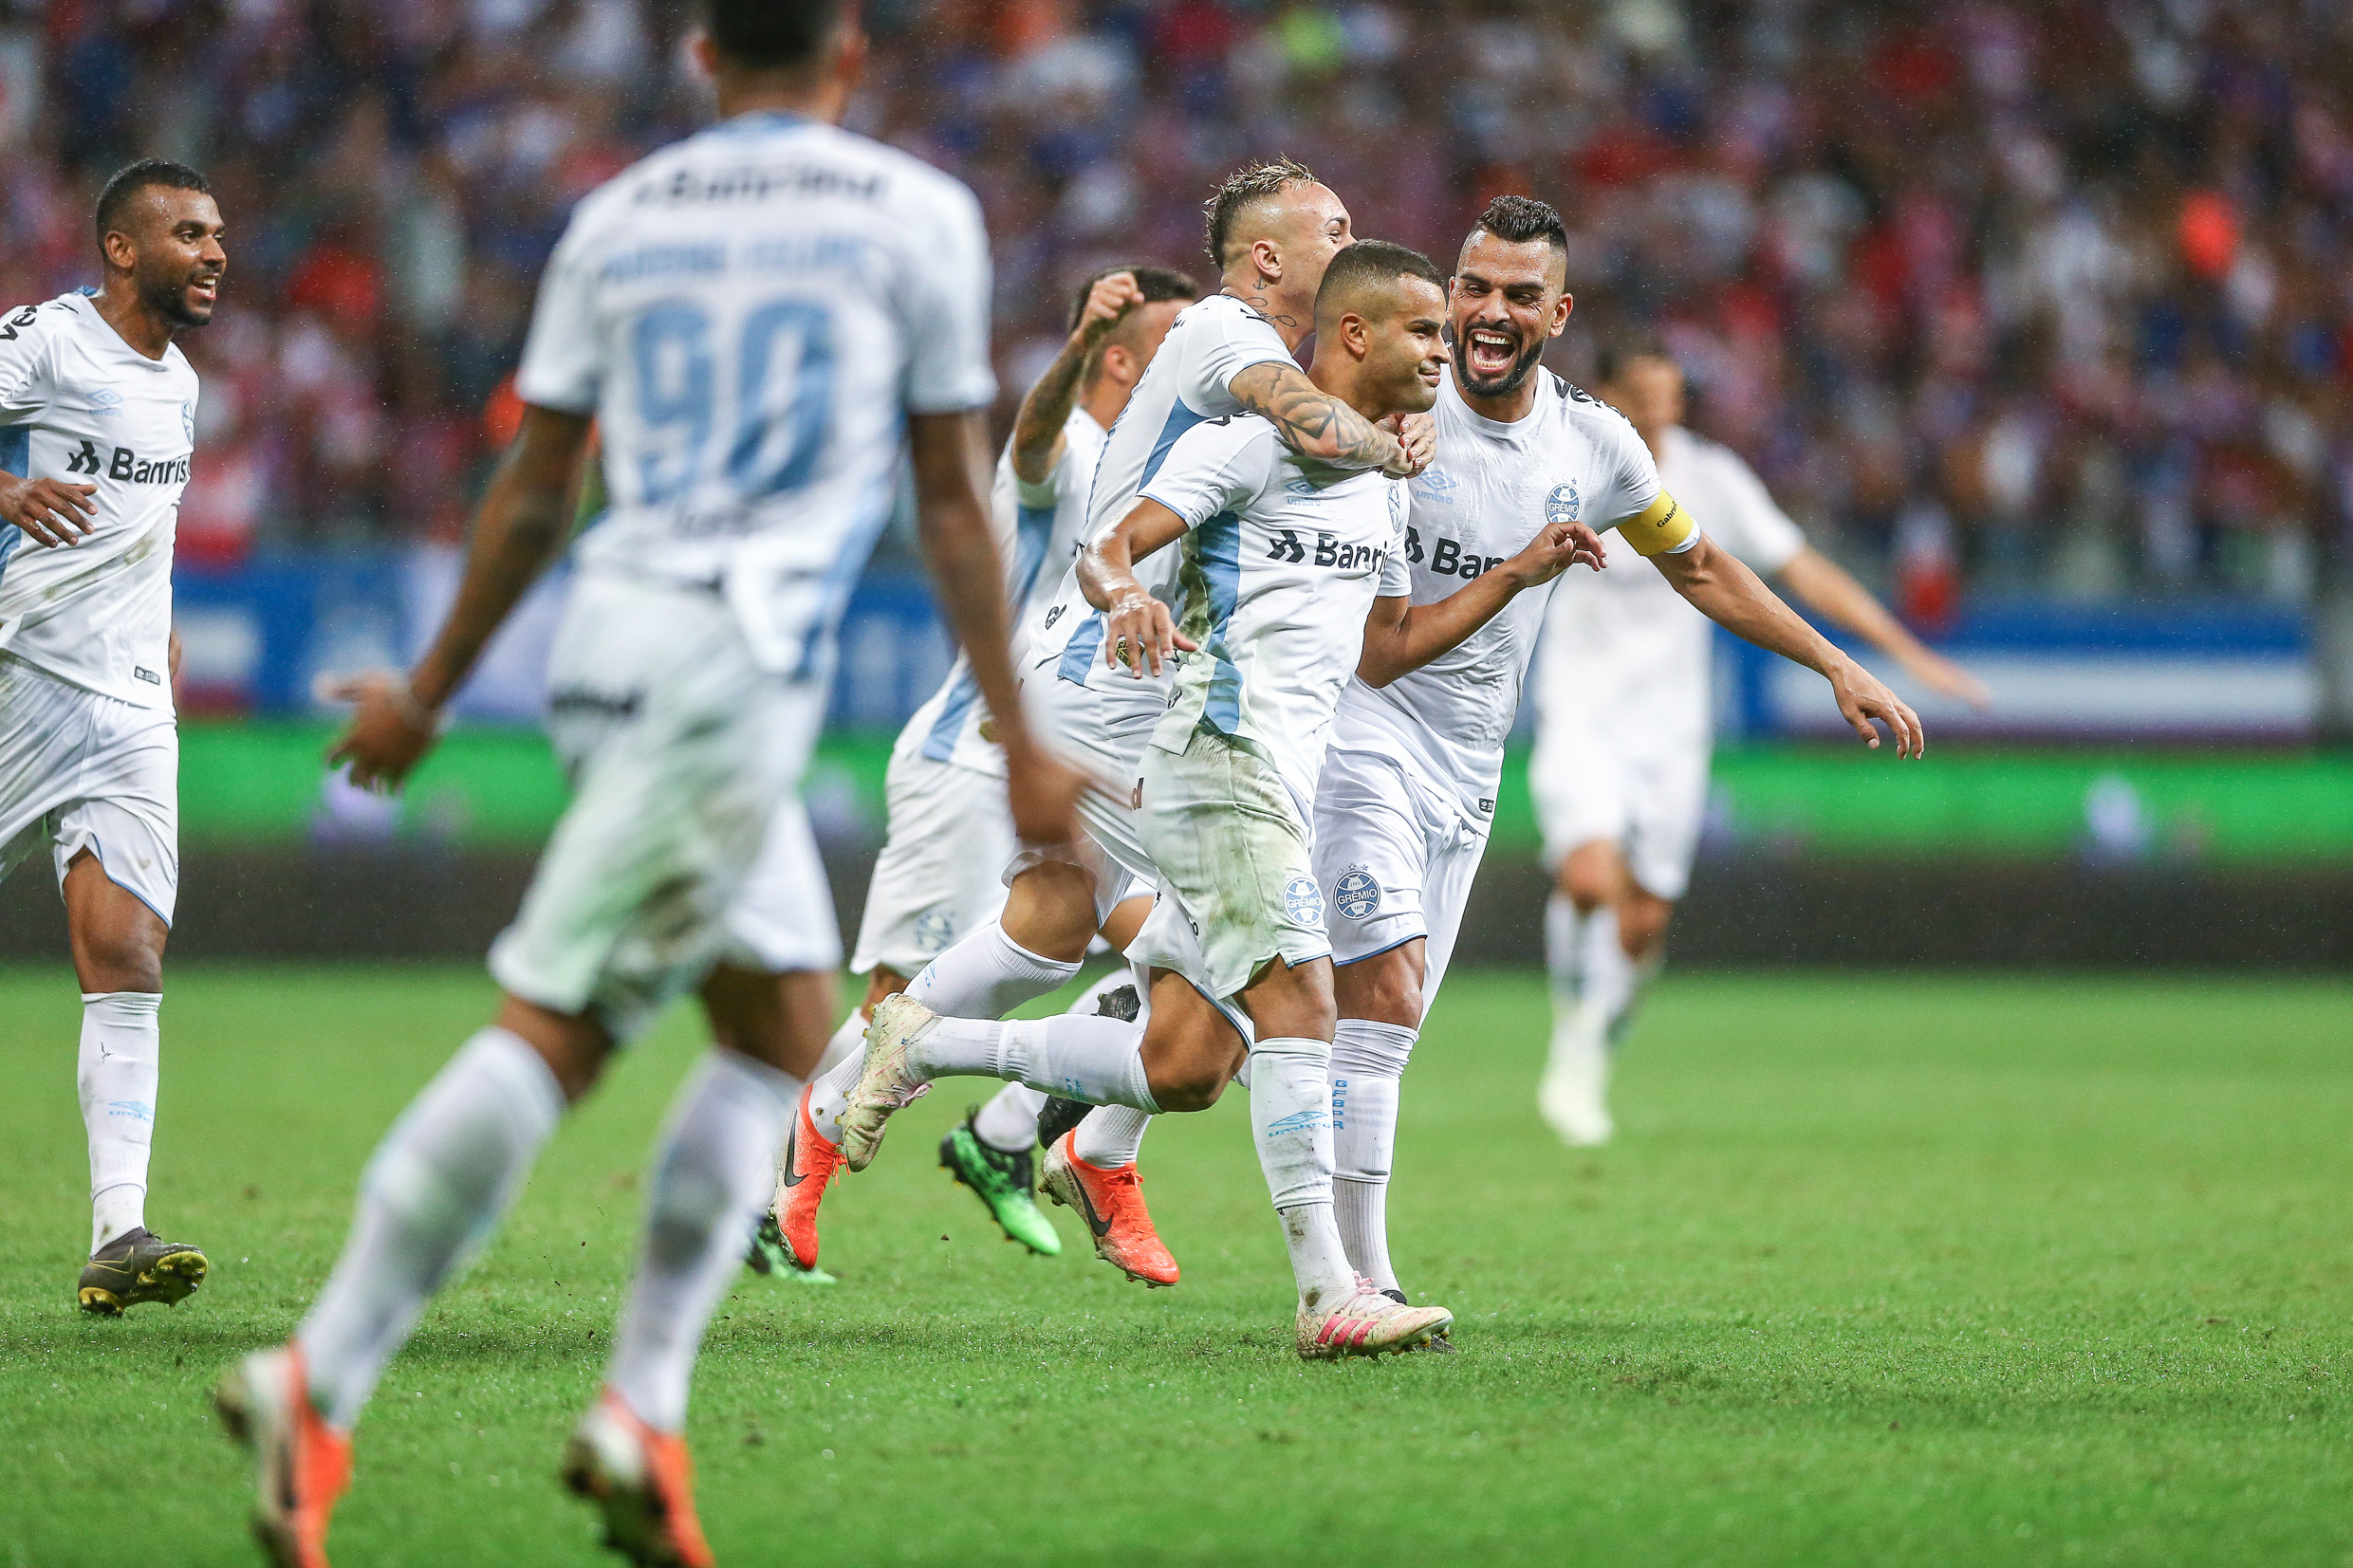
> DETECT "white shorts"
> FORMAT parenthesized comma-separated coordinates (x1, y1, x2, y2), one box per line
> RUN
(0, 654, 178, 925)
(1129, 726, 1328, 1009)
(1529, 716, 1710, 901)
(724, 794, 843, 974)
(489, 574, 822, 1042)
(1312, 745, 1491, 1015)
(1004, 660, 1160, 925)
(845, 751, 1014, 977)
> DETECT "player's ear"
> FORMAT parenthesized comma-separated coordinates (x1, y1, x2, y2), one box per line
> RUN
(1250, 236, 1282, 288)
(1101, 342, 1136, 388)
(687, 29, 719, 82)
(1550, 289, 1575, 337)
(102, 229, 137, 274)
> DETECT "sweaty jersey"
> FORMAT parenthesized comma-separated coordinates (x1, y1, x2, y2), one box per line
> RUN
(0, 290, 198, 711)
(896, 408, 1106, 778)
(1332, 370, 1668, 815)
(1142, 414, 1410, 813)
(515, 109, 995, 676)
(1537, 423, 1805, 750)
(1027, 293, 1295, 724)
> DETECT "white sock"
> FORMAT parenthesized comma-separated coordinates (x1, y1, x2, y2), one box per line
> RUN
(298, 1027, 565, 1430)
(973, 1083, 1048, 1153)
(80, 991, 161, 1252)
(1330, 1019, 1415, 1296)
(903, 920, 1081, 1020)
(1544, 891, 1584, 1002)
(805, 1032, 867, 1149)
(910, 1013, 1158, 1110)
(1581, 905, 1663, 1043)
(1249, 1037, 1356, 1312)
(812, 1007, 867, 1080)
(1071, 1104, 1152, 1168)
(607, 1050, 799, 1433)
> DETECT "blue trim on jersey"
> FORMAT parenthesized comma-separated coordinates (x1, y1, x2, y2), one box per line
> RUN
(0, 423, 28, 588)
(1056, 612, 1105, 684)
(927, 497, 1057, 758)
(713, 109, 812, 136)
(1139, 398, 1213, 493)
(800, 463, 901, 682)
(1195, 509, 1245, 734)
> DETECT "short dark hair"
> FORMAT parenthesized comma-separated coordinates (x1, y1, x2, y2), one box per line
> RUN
(1314, 240, 1446, 326)
(1203, 158, 1318, 270)
(702, 0, 842, 71)
(1593, 327, 1675, 386)
(1467, 194, 1569, 258)
(1065, 264, 1200, 334)
(95, 158, 210, 245)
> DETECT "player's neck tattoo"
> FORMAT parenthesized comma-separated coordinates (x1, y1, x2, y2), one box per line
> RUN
(1227, 285, 1302, 338)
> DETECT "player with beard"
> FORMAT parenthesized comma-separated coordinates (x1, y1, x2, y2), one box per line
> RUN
(1530, 333, 1988, 1144)
(0, 158, 224, 1317)
(776, 161, 1432, 1290)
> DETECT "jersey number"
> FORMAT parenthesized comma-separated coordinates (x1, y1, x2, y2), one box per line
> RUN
(631, 299, 834, 507)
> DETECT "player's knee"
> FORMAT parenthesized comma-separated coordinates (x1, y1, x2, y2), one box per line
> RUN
(1337, 949, 1423, 1028)
(1557, 856, 1614, 913)
(1150, 1064, 1227, 1114)
(77, 927, 164, 993)
(1001, 865, 1099, 964)
(1620, 897, 1673, 957)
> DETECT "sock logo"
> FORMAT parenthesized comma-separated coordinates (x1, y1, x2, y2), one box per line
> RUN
(1334, 867, 1380, 920)
(1264, 1107, 1330, 1136)
(105, 1099, 154, 1122)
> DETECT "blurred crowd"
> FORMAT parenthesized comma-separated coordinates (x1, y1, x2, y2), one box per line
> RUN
(5, 0, 2353, 613)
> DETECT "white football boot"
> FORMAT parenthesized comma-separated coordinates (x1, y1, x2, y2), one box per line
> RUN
(837, 992, 936, 1171)
(1297, 1280, 1454, 1359)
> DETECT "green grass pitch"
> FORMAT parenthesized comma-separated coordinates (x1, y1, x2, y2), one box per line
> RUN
(1, 966, 2346, 1566)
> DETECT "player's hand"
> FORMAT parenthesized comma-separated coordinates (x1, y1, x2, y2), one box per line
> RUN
(1900, 647, 1993, 710)
(321, 670, 447, 792)
(1380, 412, 1436, 480)
(0, 473, 97, 547)
(1070, 270, 1144, 347)
(1505, 519, 1608, 587)
(1001, 737, 1087, 847)
(1826, 656, 1925, 759)
(1102, 589, 1195, 678)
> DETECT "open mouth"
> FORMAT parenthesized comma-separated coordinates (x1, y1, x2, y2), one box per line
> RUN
(188, 276, 220, 305)
(1464, 325, 1519, 380)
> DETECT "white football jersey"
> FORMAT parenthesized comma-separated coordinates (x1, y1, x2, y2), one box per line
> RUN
(895, 407, 1107, 778)
(516, 110, 995, 676)
(1535, 422, 1805, 750)
(1142, 414, 1410, 813)
(0, 290, 198, 710)
(1025, 293, 1295, 732)
(1332, 370, 1667, 815)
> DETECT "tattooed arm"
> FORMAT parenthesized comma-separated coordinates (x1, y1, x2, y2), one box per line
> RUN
(1011, 271, 1143, 486)
(1228, 360, 1431, 477)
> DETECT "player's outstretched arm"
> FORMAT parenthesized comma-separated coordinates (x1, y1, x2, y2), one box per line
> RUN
(1775, 546, 1992, 710)
(1076, 499, 1195, 679)
(1653, 532, 1926, 759)
(0, 470, 97, 547)
(1357, 518, 1606, 687)
(1010, 271, 1142, 485)
(909, 410, 1083, 846)
(1227, 360, 1430, 478)
(326, 405, 592, 790)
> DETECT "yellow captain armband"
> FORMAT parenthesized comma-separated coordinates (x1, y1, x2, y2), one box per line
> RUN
(1619, 489, 1699, 557)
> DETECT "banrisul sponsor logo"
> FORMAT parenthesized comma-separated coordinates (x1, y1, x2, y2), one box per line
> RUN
(90, 446, 192, 485)
(1406, 526, 1507, 580)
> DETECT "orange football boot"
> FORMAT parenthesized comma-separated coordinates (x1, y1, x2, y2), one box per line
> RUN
(1040, 1132, 1179, 1286)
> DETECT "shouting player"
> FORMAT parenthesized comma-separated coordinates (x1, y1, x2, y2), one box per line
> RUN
(0, 158, 223, 1317)
(842, 241, 1482, 1358)
(212, 5, 1078, 1565)
(750, 262, 1196, 1280)
(1532, 333, 1987, 1144)
(781, 159, 1431, 1288)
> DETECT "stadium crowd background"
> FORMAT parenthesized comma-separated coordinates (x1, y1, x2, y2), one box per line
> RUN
(4, 0, 2351, 618)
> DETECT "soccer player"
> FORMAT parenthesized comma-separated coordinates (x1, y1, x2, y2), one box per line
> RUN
(1533, 334, 1987, 1145)
(752, 262, 1196, 1278)
(211, 7, 1079, 1566)
(780, 160, 1431, 1288)
(1309, 196, 1925, 1315)
(0, 158, 224, 1317)
(839, 241, 1475, 1359)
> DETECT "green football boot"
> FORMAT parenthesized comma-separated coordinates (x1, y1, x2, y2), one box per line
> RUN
(940, 1115, 1062, 1256)
(745, 1213, 837, 1285)
(78, 1227, 208, 1316)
